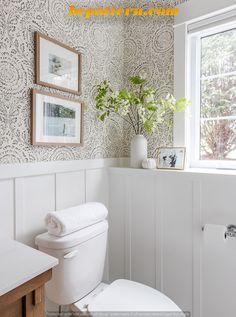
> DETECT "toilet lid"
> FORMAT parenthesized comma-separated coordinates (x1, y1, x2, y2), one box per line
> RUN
(88, 279, 183, 313)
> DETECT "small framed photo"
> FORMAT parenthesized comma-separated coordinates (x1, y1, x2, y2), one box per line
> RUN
(35, 32, 82, 95)
(157, 147, 186, 170)
(31, 89, 83, 146)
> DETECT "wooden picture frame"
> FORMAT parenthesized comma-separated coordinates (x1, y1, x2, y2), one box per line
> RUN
(157, 147, 186, 170)
(31, 89, 83, 146)
(35, 32, 82, 95)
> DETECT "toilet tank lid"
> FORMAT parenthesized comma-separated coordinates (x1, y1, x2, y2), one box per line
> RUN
(35, 220, 108, 250)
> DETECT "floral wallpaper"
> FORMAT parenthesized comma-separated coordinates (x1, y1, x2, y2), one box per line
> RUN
(0, 0, 184, 164)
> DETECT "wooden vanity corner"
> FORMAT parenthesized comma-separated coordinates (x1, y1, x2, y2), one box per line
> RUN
(0, 269, 52, 317)
(0, 240, 58, 317)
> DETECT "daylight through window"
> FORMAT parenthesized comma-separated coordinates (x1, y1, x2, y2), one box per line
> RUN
(200, 28, 236, 161)
(189, 23, 236, 168)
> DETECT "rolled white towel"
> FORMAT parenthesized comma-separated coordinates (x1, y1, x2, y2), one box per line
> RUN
(45, 202, 108, 237)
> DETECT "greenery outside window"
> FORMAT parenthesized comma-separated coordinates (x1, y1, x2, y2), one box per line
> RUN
(189, 23, 236, 168)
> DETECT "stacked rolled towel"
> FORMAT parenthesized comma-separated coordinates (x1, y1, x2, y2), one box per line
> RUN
(45, 202, 108, 236)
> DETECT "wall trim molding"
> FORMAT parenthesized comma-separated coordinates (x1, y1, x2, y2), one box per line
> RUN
(0, 158, 129, 180)
(109, 167, 236, 177)
(175, 0, 236, 26)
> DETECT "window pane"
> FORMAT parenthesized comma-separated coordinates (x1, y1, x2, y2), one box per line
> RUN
(201, 75, 236, 118)
(200, 28, 236, 161)
(200, 119, 236, 160)
(201, 28, 236, 77)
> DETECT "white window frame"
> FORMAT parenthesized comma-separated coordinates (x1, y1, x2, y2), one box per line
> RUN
(188, 21, 236, 169)
(174, 1, 236, 171)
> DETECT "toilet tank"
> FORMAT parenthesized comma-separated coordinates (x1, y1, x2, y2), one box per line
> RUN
(35, 220, 108, 305)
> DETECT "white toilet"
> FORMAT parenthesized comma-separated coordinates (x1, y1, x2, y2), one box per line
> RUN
(35, 219, 184, 316)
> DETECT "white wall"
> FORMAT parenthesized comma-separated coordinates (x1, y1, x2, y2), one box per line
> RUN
(1, 160, 236, 316)
(108, 167, 236, 317)
(0, 159, 126, 246)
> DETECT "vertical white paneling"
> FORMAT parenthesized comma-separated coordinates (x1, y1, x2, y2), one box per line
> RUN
(155, 177, 165, 292)
(108, 169, 194, 311)
(86, 168, 109, 282)
(201, 174, 236, 225)
(158, 173, 193, 314)
(192, 178, 202, 317)
(86, 168, 108, 206)
(15, 175, 55, 247)
(108, 169, 236, 317)
(128, 173, 156, 288)
(200, 174, 236, 317)
(0, 179, 14, 239)
(202, 225, 236, 317)
(56, 171, 85, 210)
(108, 171, 126, 282)
(1, 159, 236, 317)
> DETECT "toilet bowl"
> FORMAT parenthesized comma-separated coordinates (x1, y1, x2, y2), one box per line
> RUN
(35, 217, 183, 316)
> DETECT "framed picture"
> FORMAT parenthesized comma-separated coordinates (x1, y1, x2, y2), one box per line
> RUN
(35, 32, 82, 95)
(157, 147, 186, 170)
(31, 89, 83, 146)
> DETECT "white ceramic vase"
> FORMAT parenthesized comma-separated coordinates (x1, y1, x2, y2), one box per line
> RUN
(130, 134, 147, 168)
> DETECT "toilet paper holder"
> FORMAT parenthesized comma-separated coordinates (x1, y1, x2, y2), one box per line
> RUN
(225, 224, 236, 239)
(202, 224, 236, 239)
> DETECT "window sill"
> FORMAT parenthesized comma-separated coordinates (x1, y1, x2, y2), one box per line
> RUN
(190, 159, 236, 171)
(109, 166, 236, 177)
(185, 167, 236, 176)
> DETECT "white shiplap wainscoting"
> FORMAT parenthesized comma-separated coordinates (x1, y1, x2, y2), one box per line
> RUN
(1, 161, 236, 317)
(0, 157, 128, 292)
(108, 167, 236, 317)
(0, 158, 126, 244)
(0, 158, 128, 313)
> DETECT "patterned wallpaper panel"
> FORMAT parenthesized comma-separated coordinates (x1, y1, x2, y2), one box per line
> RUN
(0, 0, 184, 164)
(123, 13, 175, 158)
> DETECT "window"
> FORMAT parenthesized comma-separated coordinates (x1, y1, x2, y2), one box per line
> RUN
(189, 23, 236, 168)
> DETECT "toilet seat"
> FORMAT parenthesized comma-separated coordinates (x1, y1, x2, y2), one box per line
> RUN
(72, 279, 183, 315)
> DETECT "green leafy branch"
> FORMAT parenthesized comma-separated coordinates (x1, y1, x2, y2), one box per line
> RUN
(95, 74, 191, 135)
